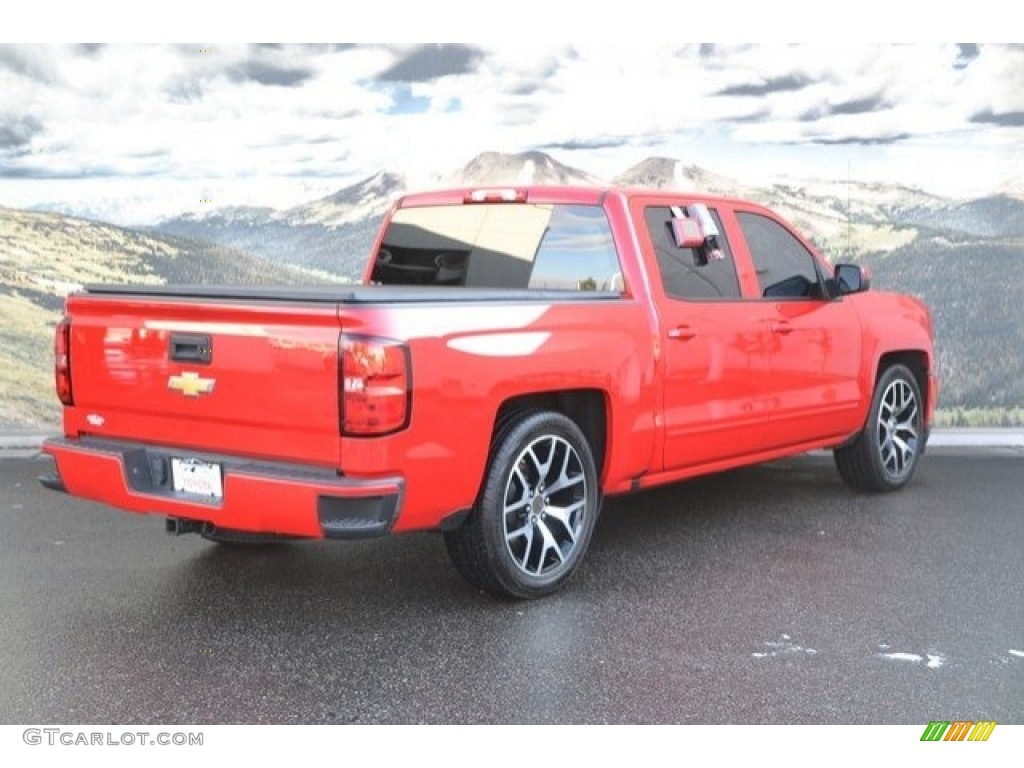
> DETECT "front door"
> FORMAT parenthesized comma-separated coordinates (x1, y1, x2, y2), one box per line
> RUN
(733, 209, 864, 448)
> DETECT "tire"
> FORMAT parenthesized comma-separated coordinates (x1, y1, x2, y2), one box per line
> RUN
(199, 523, 296, 547)
(444, 410, 600, 599)
(834, 364, 924, 492)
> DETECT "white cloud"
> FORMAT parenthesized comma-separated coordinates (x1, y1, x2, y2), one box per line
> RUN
(0, 43, 1021, 223)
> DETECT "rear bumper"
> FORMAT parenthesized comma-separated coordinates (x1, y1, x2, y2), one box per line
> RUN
(40, 437, 403, 540)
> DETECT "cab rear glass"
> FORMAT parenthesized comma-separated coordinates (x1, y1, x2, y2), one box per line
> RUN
(373, 203, 624, 292)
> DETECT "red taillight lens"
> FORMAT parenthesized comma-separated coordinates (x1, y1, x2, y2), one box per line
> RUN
(340, 335, 410, 436)
(55, 316, 73, 406)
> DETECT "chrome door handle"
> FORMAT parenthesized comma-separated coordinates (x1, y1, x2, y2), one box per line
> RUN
(668, 326, 697, 341)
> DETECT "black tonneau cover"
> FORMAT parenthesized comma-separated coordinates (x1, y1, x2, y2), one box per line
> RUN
(83, 284, 621, 304)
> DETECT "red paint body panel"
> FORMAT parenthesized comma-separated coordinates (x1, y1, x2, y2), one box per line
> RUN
(44, 186, 937, 539)
(336, 298, 657, 532)
(63, 295, 342, 466)
(46, 437, 400, 537)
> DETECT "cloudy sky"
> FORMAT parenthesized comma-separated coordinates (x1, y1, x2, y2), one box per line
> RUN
(1, 42, 1021, 224)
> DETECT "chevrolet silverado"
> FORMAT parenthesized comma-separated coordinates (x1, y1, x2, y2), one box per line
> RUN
(41, 185, 937, 598)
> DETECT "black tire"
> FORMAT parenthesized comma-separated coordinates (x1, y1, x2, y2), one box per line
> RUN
(199, 523, 296, 547)
(444, 410, 600, 599)
(834, 364, 924, 492)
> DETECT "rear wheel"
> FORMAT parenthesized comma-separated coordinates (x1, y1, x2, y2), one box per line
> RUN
(444, 410, 600, 599)
(834, 364, 923, 492)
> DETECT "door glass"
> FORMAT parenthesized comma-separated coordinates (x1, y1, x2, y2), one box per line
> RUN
(644, 207, 740, 300)
(737, 212, 824, 299)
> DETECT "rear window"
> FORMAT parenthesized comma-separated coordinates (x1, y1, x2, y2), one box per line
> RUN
(372, 203, 623, 292)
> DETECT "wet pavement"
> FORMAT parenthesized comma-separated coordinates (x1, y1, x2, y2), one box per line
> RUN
(1, 450, 1022, 724)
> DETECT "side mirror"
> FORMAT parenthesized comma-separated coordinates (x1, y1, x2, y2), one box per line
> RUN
(833, 263, 871, 296)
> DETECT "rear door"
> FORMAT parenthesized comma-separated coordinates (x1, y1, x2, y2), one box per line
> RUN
(633, 198, 774, 470)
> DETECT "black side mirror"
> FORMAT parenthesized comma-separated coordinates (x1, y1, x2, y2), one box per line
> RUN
(833, 263, 871, 296)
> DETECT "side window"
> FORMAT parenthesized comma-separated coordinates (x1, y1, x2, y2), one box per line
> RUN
(645, 207, 740, 300)
(737, 212, 823, 299)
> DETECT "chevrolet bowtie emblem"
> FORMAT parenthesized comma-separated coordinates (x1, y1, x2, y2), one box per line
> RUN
(168, 371, 216, 397)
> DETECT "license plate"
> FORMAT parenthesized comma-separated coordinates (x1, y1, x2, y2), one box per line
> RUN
(171, 458, 223, 499)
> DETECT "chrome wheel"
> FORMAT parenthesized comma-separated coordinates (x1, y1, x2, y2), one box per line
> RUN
(876, 377, 919, 481)
(835, 363, 925, 493)
(503, 435, 587, 578)
(444, 410, 600, 598)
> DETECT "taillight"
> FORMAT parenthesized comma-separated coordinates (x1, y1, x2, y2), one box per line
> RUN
(55, 316, 73, 406)
(339, 335, 411, 436)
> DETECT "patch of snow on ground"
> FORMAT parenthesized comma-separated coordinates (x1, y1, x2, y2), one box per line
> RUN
(877, 651, 946, 668)
(752, 636, 817, 658)
(879, 652, 923, 663)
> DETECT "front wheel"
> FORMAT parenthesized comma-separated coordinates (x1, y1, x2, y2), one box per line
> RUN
(834, 364, 924, 492)
(444, 410, 600, 599)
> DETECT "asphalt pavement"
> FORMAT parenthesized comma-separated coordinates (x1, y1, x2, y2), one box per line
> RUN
(1, 449, 1022, 724)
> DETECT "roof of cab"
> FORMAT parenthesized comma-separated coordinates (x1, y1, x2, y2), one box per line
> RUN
(396, 185, 760, 211)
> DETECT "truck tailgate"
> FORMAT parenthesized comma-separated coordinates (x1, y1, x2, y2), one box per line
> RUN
(63, 292, 341, 467)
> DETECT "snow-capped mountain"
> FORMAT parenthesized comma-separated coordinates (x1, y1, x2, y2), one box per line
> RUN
(615, 157, 748, 197)
(285, 171, 405, 229)
(446, 151, 601, 187)
(164, 173, 404, 231)
(155, 172, 407, 276)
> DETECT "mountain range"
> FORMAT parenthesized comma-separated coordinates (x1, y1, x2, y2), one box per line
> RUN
(2, 150, 1022, 427)
(154, 151, 1023, 271)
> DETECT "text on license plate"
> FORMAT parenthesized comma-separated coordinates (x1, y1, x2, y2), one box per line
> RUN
(171, 458, 223, 498)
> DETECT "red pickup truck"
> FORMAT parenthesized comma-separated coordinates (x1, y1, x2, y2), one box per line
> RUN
(41, 186, 937, 598)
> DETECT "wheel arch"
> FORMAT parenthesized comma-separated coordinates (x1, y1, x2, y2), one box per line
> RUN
(492, 389, 609, 483)
(437, 389, 609, 534)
